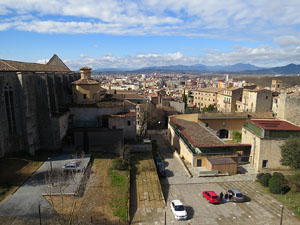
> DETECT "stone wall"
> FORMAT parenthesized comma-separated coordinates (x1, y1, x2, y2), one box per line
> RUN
(0, 71, 80, 157)
(277, 93, 300, 126)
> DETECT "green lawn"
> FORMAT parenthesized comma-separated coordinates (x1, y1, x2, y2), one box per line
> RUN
(109, 169, 129, 222)
(256, 182, 300, 219)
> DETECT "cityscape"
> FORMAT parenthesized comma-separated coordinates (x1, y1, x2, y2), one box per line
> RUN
(1, 1, 300, 225)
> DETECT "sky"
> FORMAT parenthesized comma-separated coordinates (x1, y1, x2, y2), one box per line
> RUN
(1, 0, 300, 70)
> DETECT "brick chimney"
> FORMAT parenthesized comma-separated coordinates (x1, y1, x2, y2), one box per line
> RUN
(80, 67, 92, 79)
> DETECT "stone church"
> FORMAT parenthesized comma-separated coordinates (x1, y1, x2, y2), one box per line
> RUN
(0, 55, 80, 157)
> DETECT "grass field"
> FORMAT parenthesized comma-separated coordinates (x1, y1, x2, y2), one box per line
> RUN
(256, 181, 300, 219)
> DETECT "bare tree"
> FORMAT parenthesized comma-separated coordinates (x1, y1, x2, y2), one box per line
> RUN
(137, 102, 165, 137)
(43, 160, 93, 225)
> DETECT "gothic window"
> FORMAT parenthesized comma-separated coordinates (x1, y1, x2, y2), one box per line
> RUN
(4, 84, 16, 134)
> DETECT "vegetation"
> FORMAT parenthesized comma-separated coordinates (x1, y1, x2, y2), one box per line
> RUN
(0, 152, 48, 202)
(259, 173, 272, 187)
(201, 104, 217, 113)
(268, 176, 282, 194)
(280, 136, 300, 169)
(109, 167, 129, 221)
(232, 130, 242, 143)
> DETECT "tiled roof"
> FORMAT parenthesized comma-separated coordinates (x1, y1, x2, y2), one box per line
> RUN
(109, 112, 136, 118)
(47, 54, 70, 71)
(72, 78, 99, 85)
(96, 99, 136, 108)
(0, 59, 71, 72)
(250, 120, 300, 131)
(198, 112, 274, 119)
(170, 117, 225, 147)
(194, 87, 225, 93)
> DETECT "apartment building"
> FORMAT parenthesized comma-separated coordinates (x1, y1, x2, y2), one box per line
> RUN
(217, 87, 243, 113)
(193, 87, 224, 110)
(236, 88, 272, 113)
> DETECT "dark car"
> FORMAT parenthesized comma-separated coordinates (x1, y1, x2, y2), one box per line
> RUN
(155, 157, 164, 167)
(157, 164, 166, 177)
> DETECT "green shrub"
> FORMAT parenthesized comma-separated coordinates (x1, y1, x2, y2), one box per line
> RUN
(273, 172, 286, 182)
(256, 173, 265, 180)
(281, 184, 291, 194)
(269, 176, 282, 194)
(260, 173, 272, 187)
(232, 131, 242, 142)
(111, 158, 130, 171)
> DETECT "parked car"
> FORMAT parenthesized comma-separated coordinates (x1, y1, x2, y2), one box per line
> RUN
(170, 200, 188, 220)
(203, 191, 220, 204)
(157, 164, 166, 177)
(228, 189, 244, 202)
(155, 157, 164, 167)
(62, 161, 84, 172)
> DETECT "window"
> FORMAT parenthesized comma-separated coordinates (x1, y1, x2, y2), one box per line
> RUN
(83, 94, 87, 99)
(93, 93, 96, 99)
(205, 123, 209, 127)
(4, 84, 16, 134)
(266, 96, 269, 100)
(127, 120, 131, 126)
(262, 160, 268, 168)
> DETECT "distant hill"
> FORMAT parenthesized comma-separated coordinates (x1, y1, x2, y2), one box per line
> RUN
(92, 63, 300, 74)
(248, 64, 300, 74)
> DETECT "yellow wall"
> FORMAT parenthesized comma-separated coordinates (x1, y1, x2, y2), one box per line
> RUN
(198, 118, 247, 139)
(72, 84, 101, 104)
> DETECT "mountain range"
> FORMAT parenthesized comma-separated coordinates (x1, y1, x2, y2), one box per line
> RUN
(93, 63, 300, 74)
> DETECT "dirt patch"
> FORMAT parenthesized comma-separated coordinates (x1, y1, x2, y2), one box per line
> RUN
(45, 153, 128, 225)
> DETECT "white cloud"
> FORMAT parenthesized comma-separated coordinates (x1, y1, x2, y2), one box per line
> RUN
(0, 0, 300, 38)
(274, 36, 300, 47)
(60, 44, 300, 70)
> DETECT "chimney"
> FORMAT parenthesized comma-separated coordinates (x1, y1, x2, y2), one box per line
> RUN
(80, 67, 92, 79)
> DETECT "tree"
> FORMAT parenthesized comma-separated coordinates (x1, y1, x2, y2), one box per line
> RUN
(280, 136, 300, 170)
(232, 130, 242, 143)
(201, 104, 217, 113)
(137, 102, 165, 136)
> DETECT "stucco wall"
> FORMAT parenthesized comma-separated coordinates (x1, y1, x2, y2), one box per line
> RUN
(198, 118, 247, 139)
(242, 127, 288, 171)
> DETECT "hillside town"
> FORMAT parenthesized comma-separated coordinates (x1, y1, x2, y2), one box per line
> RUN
(1, 55, 300, 224)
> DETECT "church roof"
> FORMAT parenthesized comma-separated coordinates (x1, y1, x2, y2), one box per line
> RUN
(0, 55, 71, 72)
(47, 54, 70, 71)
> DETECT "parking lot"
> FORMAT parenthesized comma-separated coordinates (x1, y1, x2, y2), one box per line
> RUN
(151, 132, 300, 225)
(163, 181, 299, 225)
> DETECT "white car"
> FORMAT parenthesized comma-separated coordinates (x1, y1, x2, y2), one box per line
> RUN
(170, 200, 188, 220)
(62, 161, 84, 172)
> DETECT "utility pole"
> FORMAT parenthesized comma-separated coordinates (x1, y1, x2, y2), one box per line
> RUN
(280, 205, 284, 225)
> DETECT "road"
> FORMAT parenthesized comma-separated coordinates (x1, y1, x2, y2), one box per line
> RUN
(0, 154, 90, 225)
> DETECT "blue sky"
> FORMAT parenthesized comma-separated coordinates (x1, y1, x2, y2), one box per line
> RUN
(1, 0, 300, 70)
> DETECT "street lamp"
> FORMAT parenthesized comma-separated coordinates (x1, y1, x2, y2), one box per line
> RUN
(280, 205, 284, 225)
(48, 157, 52, 173)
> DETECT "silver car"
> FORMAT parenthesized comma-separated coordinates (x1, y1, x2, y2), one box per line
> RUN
(228, 189, 244, 202)
(62, 161, 84, 172)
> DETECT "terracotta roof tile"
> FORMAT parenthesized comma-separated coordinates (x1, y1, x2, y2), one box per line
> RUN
(171, 117, 224, 147)
(250, 120, 300, 131)
(0, 59, 71, 72)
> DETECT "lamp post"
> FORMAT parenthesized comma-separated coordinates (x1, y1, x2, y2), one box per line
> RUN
(48, 157, 52, 173)
(280, 205, 284, 225)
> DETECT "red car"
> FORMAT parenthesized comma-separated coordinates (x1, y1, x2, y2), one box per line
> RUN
(202, 191, 220, 204)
